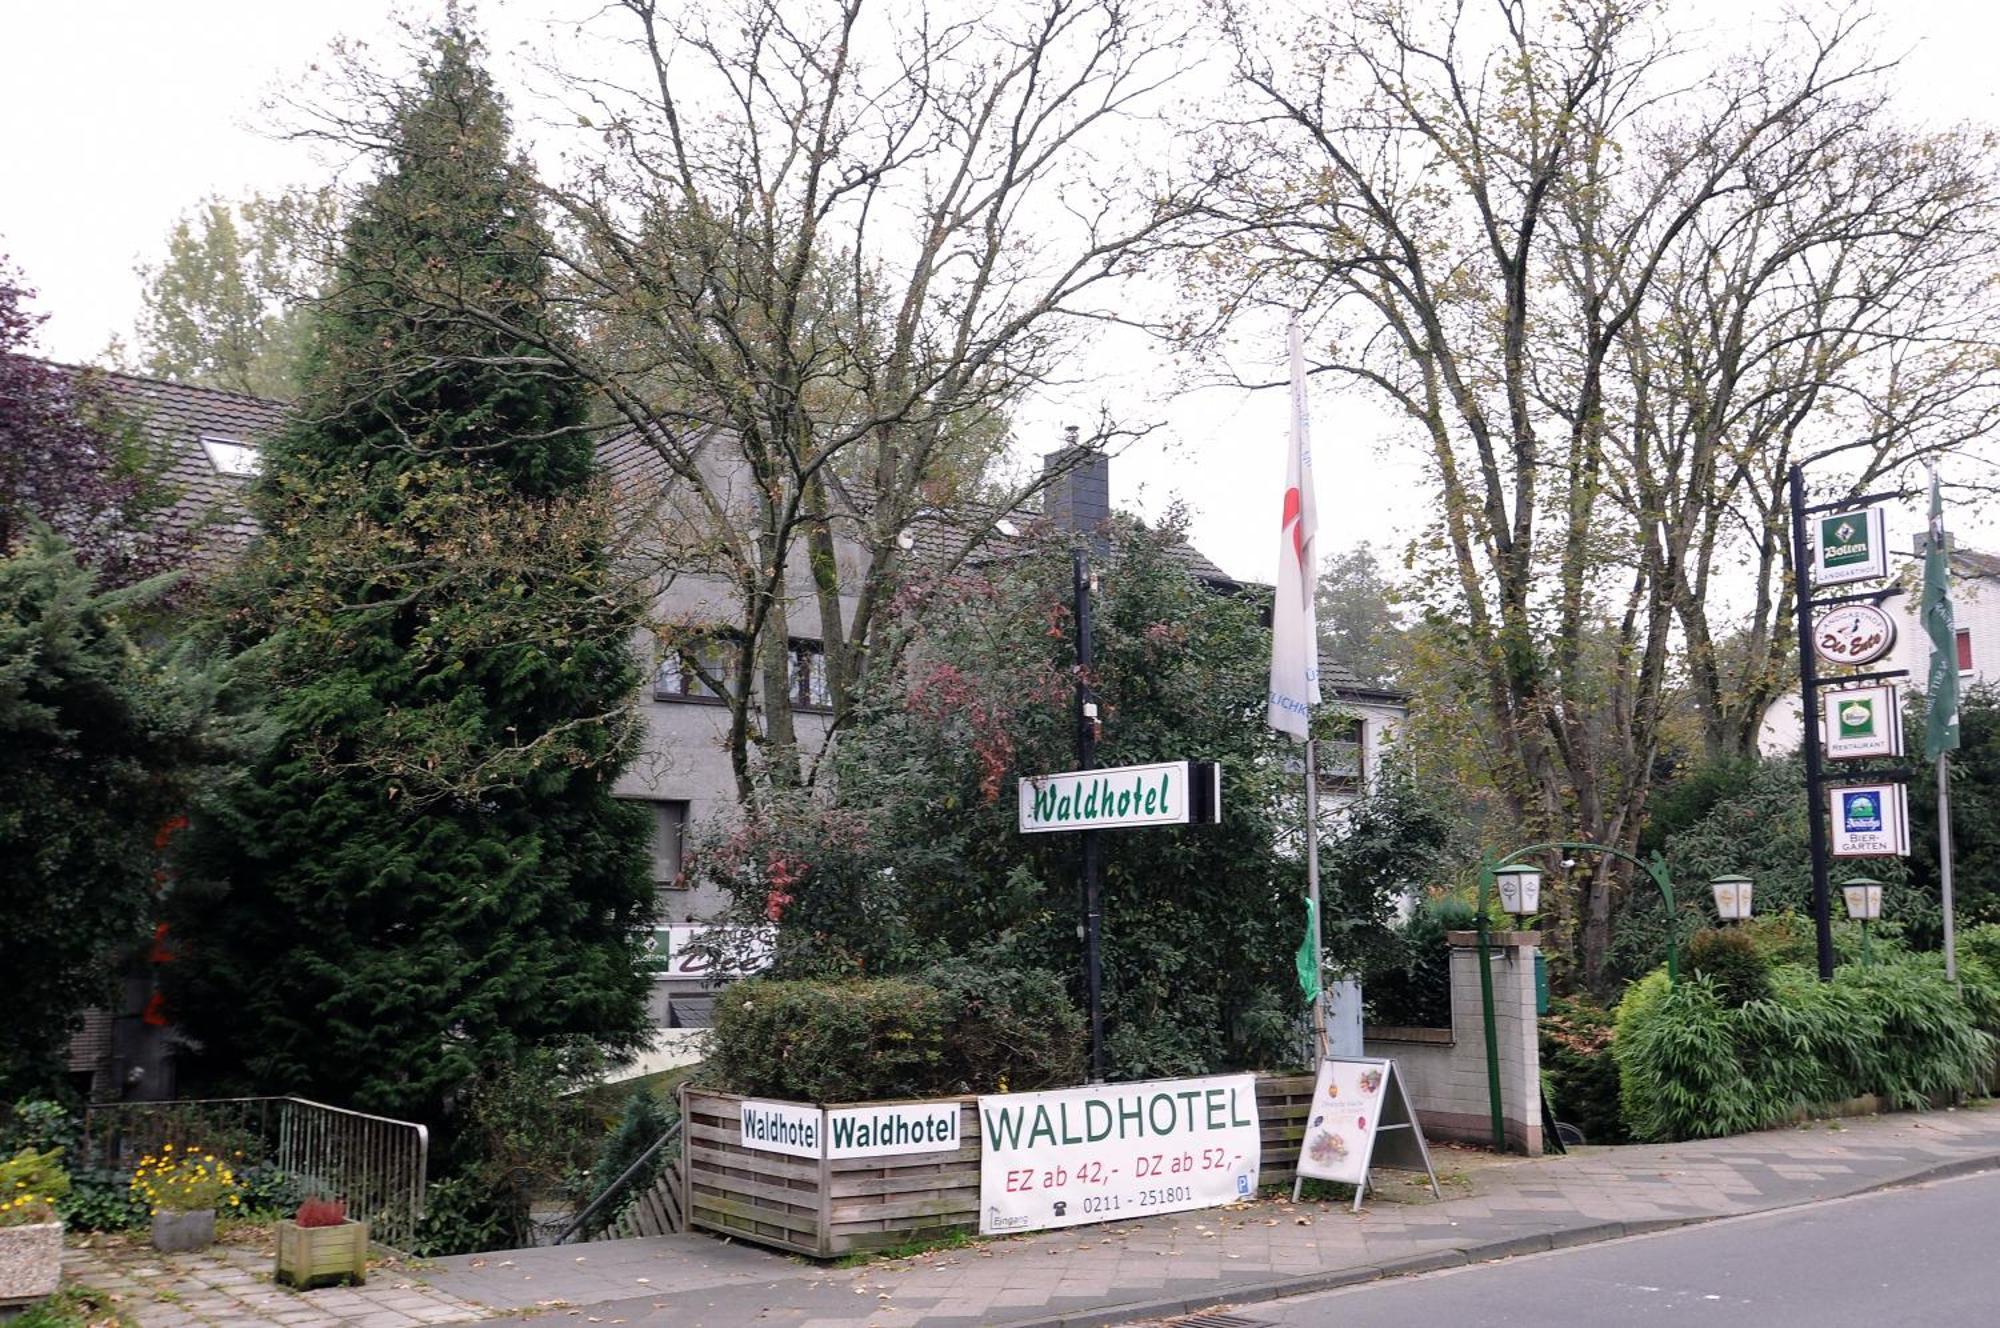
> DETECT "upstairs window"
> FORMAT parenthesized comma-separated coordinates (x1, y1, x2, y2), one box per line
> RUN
(1318, 716, 1366, 797)
(789, 641, 832, 710)
(1959, 627, 1975, 674)
(649, 800, 688, 890)
(654, 637, 736, 701)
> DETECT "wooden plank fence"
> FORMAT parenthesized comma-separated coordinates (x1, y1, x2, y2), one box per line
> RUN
(682, 1075, 1320, 1259)
(607, 1156, 685, 1239)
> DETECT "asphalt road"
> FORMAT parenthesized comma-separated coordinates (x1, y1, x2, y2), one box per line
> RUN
(1181, 1168, 2000, 1328)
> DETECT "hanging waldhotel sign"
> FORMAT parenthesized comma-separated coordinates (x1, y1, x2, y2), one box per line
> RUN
(1811, 506, 1890, 587)
(1813, 602, 1897, 668)
(1822, 685, 1903, 760)
(977, 1074, 1260, 1234)
(1017, 760, 1220, 833)
(1828, 782, 1911, 857)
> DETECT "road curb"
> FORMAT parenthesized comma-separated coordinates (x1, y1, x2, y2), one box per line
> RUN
(1002, 1149, 2000, 1328)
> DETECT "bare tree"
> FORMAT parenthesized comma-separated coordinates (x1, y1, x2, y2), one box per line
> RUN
(1188, 0, 2000, 987)
(292, 0, 1196, 802)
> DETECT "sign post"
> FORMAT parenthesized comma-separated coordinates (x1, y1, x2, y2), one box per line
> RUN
(1789, 467, 1908, 980)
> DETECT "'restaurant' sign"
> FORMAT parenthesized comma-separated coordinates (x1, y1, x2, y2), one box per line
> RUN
(1018, 760, 1220, 834)
(1822, 685, 1903, 760)
(977, 1074, 1260, 1234)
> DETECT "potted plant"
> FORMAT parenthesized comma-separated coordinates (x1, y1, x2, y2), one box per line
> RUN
(0, 1147, 68, 1312)
(130, 1144, 243, 1253)
(275, 1196, 368, 1289)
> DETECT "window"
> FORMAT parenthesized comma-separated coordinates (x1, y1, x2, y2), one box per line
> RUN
(199, 434, 260, 476)
(648, 801, 688, 889)
(653, 637, 735, 701)
(1958, 628, 1975, 674)
(789, 641, 832, 709)
(1318, 716, 1366, 797)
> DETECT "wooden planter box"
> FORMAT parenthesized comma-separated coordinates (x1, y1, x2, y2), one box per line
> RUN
(275, 1218, 369, 1289)
(682, 1075, 1318, 1260)
(0, 1221, 62, 1309)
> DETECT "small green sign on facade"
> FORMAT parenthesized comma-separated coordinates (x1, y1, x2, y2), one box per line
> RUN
(1811, 506, 1889, 587)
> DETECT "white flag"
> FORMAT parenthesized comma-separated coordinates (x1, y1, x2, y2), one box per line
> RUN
(1267, 322, 1320, 740)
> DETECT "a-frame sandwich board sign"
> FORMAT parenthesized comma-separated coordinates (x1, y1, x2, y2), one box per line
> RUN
(1291, 1057, 1440, 1212)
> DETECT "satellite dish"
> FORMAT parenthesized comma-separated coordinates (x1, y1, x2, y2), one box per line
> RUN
(995, 518, 1021, 537)
(896, 529, 916, 551)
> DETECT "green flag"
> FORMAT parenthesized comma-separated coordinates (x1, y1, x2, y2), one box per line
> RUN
(1924, 471, 1961, 761)
(1295, 896, 1321, 1005)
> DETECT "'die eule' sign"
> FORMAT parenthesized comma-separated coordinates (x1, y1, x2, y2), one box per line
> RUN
(1018, 760, 1220, 834)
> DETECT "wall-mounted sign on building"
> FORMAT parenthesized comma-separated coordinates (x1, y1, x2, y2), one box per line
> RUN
(1813, 602, 1897, 668)
(1811, 506, 1889, 586)
(1821, 685, 1903, 760)
(1017, 760, 1220, 834)
(1828, 781, 1910, 857)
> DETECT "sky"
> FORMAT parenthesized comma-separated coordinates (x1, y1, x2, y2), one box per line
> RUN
(1, 0, 1995, 588)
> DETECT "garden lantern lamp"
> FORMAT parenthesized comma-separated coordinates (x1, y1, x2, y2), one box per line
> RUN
(1840, 877, 1884, 921)
(1493, 864, 1542, 917)
(1842, 877, 1884, 966)
(1711, 874, 1754, 923)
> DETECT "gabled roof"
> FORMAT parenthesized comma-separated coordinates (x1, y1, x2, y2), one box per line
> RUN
(50, 365, 287, 559)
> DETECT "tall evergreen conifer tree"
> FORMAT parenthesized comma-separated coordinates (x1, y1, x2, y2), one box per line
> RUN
(167, 25, 654, 1125)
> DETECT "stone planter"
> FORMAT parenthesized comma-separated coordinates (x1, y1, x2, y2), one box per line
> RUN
(0, 1221, 62, 1310)
(150, 1208, 216, 1254)
(274, 1218, 369, 1290)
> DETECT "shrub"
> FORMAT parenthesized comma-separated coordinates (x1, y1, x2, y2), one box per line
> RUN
(1539, 997, 1625, 1144)
(1364, 895, 1475, 1029)
(1614, 956, 1996, 1141)
(1685, 929, 1773, 1007)
(707, 965, 1086, 1101)
(295, 1197, 347, 1228)
(0, 1148, 68, 1226)
(709, 978, 949, 1102)
(918, 960, 1084, 1093)
(584, 1087, 675, 1227)
(59, 1168, 148, 1232)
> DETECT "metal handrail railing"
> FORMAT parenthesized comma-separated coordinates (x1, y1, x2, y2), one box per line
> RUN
(553, 1117, 681, 1245)
(82, 1096, 429, 1250)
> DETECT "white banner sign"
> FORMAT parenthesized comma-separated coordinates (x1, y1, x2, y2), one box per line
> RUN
(1829, 782, 1911, 857)
(978, 1074, 1260, 1235)
(1822, 685, 1902, 760)
(1019, 761, 1191, 833)
(739, 1099, 822, 1159)
(827, 1102, 962, 1160)
(645, 924, 775, 979)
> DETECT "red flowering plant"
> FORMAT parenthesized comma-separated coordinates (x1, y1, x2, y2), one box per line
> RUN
(294, 1196, 348, 1228)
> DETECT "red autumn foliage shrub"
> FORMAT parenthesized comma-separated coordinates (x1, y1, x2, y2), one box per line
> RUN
(295, 1196, 347, 1228)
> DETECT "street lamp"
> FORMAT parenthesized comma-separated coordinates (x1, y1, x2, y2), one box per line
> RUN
(1711, 874, 1754, 923)
(1494, 864, 1542, 917)
(1842, 877, 1885, 967)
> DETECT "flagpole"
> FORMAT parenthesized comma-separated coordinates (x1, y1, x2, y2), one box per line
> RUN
(1939, 751, 1958, 983)
(1305, 738, 1327, 1064)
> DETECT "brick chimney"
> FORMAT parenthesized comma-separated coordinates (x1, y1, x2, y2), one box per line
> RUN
(1043, 425, 1110, 553)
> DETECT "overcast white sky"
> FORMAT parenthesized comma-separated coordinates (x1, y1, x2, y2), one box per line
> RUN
(1, 0, 1994, 586)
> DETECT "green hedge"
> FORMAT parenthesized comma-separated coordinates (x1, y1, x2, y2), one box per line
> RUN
(1614, 955, 1995, 1142)
(707, 964, 1084, 1102)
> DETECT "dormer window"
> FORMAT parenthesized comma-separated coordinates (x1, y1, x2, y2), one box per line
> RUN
(200, 434, 260, 476)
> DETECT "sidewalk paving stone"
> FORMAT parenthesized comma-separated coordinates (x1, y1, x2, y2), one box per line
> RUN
(55, 1104, 2000, 1328)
